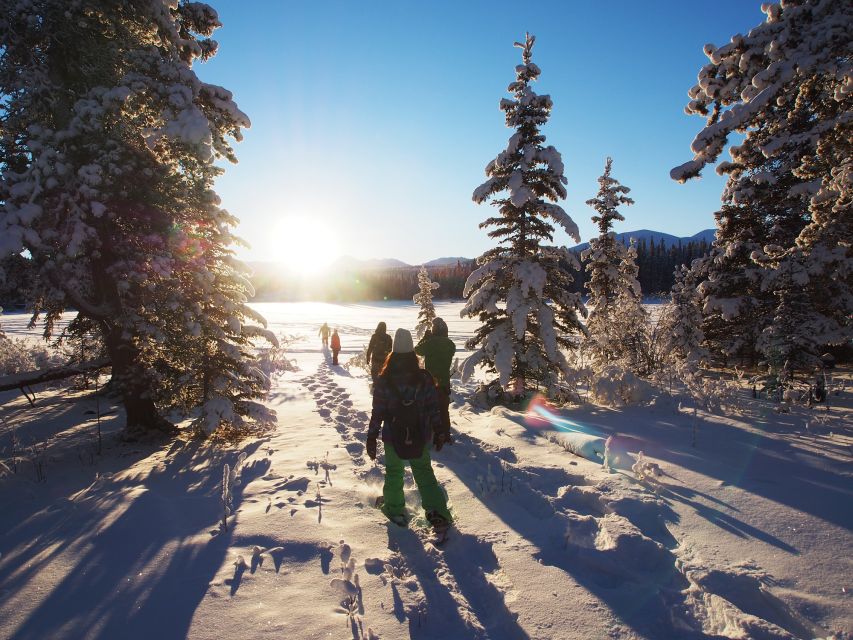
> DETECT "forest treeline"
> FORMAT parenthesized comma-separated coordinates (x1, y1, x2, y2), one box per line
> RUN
(0, 237, 712, 306)
(242, 237, 712, 302)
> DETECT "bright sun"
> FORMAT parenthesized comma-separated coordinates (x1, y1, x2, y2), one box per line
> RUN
(274, 216, 340, 275)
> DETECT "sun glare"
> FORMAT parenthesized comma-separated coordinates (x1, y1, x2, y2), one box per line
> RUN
(274, 216, 340, 276)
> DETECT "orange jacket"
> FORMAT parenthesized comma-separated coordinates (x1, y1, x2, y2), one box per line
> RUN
(331, 333, 341, 350)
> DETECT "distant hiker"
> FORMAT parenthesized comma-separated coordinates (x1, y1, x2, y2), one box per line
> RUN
(416, 317, 456, 435)
(319, 322, 331, 347)
(366, 321, 392, 384)
(367, 328, 453, 533)
(331, 329, 341, 365)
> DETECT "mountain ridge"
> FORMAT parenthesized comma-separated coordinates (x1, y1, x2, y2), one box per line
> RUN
(246, 228, 715, 271)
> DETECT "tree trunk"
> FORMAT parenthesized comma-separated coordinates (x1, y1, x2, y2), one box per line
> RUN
(103, 327, 174, 437)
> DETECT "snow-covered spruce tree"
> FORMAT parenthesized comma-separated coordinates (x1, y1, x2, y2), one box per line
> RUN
(413, 266, 439, 338)
(462, 34, 586, 397)
(754, 248, 831, 383)
(658, 264, 707, 367)
(672, 0, 852, 373)
(693, 202, 773, 367)
(581, 158, 648, 373)
(0, 1, 276, 436)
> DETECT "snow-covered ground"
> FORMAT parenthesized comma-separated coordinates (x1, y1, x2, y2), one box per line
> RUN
(0, 301, 851, 639)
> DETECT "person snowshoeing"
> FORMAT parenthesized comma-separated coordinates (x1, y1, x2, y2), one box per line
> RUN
(331, 328, 341, 365)
(415, 317, 456, 436)
(319, 322, 331, 347)
(367, 328, 453, 533)
(366, 321, 392, 385)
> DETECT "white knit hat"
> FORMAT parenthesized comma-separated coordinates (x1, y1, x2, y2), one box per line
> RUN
(392, 328, 414, 354)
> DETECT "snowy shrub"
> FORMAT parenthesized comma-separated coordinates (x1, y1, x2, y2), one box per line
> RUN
(469, 379, 523, 408)
(631, 451, 662, 483)
(220, 451, 247, 531)
(344, 344, 369, 374)
(590, 364, 655, 407)
(255, 333, 299, 378)
(602, 436, 613, 473)
(0, 335, 62, 376)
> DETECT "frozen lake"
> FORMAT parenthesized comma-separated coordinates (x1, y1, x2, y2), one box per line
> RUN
(252, 300, 478, 358)
(1, 299, 663, 364)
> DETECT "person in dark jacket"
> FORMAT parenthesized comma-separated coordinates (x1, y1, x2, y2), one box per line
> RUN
(365, 321, 392, 384)
(331, 329, 341, 365)
(367, 328, 452, 530)
(415, 317, 456, 435)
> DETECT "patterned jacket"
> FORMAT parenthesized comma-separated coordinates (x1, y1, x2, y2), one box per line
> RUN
(368, 369, 444, 444)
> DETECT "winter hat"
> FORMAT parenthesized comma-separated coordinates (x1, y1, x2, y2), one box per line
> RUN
(431, 317, 448, 337)
(392, 328, 414, 354)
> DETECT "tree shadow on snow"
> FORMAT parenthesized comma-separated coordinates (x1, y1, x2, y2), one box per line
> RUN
(439, 437, 706, 638)
(2, 441, 265, 640)
(537, 403, 853, 534)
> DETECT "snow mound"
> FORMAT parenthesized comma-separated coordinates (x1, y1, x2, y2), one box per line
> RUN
(590, 365, 656, 406)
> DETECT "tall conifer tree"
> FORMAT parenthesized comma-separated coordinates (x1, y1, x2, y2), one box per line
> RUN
(582, 158, 647, 372)
(413, 266, 439, 338)
(673, 0, 852, 373)
(0, 1, 275, 435)
(462, 34, 585, 396)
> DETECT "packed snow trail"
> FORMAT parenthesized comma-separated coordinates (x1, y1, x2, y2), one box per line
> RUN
(190, 352, 832, 639)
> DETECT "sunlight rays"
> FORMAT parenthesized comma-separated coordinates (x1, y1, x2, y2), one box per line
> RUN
(271, 216, 340, 276)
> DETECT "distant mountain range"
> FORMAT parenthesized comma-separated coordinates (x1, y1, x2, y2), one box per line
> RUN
(246, 229, 715, 275)
(324, 229, 716, 269)
(569, 228, 716, 253)
(325, 255, 473, 270)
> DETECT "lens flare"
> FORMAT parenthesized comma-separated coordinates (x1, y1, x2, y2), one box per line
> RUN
(524, 393, 603, 437)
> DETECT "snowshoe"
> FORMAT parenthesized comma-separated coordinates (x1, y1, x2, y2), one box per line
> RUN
(426, 511, 451, 545)
(375, 496, 408, 528)
(387, 513, 409, 528)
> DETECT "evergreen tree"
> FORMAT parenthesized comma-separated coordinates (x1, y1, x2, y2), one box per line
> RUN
(0, 1, 275, 436)
(755, 250, 827, 383)
(658, 264, 707, 368)
(695, 202, 772, 366)
(673, 0, 852, 373)
(581, 158, 647, 373)
(413, 266, 439, 338)
(462, 34, 585, 396)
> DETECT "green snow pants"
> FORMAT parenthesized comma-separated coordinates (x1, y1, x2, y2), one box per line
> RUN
(382, 444, 452, 523)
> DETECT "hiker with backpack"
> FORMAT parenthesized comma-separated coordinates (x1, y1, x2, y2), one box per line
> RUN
(415, 317, 456, 435)
(366, 328, 453, 534)
(365, 321, 392, 385)
(331, 328, 341, 365)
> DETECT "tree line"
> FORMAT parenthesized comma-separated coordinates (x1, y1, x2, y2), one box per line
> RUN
(1, 235, 713, 306)
(239, 237, 712, 303)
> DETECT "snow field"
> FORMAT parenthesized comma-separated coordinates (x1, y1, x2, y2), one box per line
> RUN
(0, 301, 851, 639)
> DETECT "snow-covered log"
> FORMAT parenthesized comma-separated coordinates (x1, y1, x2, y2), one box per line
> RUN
(0, 358, 110, 394)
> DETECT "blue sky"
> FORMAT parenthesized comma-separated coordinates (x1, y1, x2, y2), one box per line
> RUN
(201, 1, 766, 265)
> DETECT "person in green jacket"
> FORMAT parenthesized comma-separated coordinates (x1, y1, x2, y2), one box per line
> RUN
(415, 317, 456, 435)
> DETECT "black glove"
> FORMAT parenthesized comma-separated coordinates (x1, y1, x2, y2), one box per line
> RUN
(366, 434, 378, 460)
(433, 430, 453, 452)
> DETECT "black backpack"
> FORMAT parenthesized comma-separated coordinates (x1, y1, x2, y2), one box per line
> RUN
(387, 376, 427, 460)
